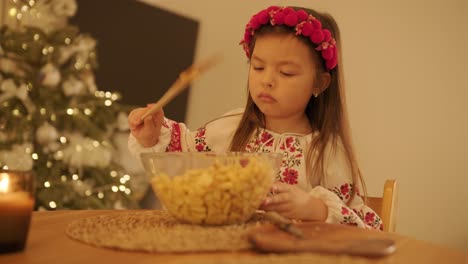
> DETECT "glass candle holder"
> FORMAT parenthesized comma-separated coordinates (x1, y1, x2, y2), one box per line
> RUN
(0, 170, 35, 253)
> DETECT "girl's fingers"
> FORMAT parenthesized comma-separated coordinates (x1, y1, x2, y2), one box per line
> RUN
(270, 181, 292, 194)
(143, 115, 155, 129)
(263, 192, 290, 206)
(260, 201, 292, 215)
(153, 109, 164, 126)
(128, 111, 143, 129)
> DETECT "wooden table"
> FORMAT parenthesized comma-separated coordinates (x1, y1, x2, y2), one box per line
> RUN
(0, 210, 466, 264)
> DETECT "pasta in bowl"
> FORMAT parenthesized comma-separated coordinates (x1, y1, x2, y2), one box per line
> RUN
(140, 152, 282, 225)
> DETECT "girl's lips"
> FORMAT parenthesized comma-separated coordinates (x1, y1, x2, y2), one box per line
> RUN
(258, 92, 276, 102)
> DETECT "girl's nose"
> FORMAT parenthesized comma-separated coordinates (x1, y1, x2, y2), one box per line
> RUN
(261, 69, 275, 88)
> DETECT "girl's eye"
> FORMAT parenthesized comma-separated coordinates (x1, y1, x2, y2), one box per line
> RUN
(280, 71, 295, 77)
(252, 66, 264, 71)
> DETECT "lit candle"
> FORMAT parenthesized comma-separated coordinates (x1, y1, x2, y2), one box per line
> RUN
(0, 171, 35, 253)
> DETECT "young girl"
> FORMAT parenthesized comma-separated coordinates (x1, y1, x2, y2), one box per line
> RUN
(128, 6, 383, 230)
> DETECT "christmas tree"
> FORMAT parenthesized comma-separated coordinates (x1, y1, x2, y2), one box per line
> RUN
(0, 0, 140, 210)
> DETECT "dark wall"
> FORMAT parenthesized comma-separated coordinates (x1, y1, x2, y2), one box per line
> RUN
(71, 0, 199, 122)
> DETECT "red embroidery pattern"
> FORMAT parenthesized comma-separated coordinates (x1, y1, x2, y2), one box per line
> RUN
(164, 119, 182, 152)
(364, 211, 383, 230)
(245, 130, 261, 152)
(245, 131, 304, 185)
(331, 183, 353, 202)
(279, 136, 304, 185)
(282, 168, 298, 184)
(339, 206, 358, 226)
(260, 131, 274, 146)
(194, 127, 211, 152)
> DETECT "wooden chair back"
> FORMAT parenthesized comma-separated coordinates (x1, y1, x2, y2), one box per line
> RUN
(366, 179, 398, 232)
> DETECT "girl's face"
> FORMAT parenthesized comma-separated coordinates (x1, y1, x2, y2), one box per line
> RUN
(249, 34, 320, 121)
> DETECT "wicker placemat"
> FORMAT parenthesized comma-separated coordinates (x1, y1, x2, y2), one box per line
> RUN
(66, 210, 259, 253)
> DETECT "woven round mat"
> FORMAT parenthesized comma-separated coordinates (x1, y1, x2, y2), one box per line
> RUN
(66, 210, 259, 253)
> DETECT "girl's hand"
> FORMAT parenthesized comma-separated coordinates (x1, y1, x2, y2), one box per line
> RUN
(128, 105, 164, 147)
(259, 181, 328, 221)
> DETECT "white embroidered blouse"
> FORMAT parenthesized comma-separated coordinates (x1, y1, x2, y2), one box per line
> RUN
(128, 109, 383, 230)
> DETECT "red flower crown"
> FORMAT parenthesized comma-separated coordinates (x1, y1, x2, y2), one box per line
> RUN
(240, 6, 338, 71)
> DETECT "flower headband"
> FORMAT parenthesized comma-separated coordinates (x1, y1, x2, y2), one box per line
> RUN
(240, 6, 338, 71)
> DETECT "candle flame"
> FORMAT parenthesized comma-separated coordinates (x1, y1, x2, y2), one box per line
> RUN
(0, 173, 10, 193)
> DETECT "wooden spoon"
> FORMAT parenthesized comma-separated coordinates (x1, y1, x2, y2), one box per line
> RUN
(140, 53, 222, 121)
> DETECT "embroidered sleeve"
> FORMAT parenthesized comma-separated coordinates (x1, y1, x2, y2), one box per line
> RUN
(309, 141, 383, 230)
(324, 182, 383, 230)
(128, 109, 243, 157)
(163, 118, 184, 152)
(127, 117, 186, 160)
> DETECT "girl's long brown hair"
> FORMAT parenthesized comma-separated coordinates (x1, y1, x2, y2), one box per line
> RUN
(229, 7, 367, 204)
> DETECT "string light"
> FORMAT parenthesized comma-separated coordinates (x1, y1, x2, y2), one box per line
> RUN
(33, 34, 40, 41)
(46, 161, 52, 168)
(104, 100, 112, 106)
(85, 190, 92, 196)
(54, 150, 63, 159)
(120, 174, 131, 184)
(111, 186, 118, 192)
(31, 153, 38, 160)
(61, 175, 67, 182)
(8, 8, 17, 17)
(66, 108, 74, 115)
(65, 38, 71, 45)
(83, 108, 92, 115)
(110, 171, 117, 177)
(44, 181, 50, 188)
(119, 185, 126, 192)
(97, 192, 104, 199)
(59, 136, 67, 143)
(49, 201, 57, 209)
(72, 174, 79, 180)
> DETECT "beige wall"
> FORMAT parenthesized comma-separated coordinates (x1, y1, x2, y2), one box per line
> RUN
(142, 0, 468, 251)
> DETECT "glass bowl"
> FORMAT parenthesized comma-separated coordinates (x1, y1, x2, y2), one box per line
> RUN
(140, 152, 282, 225)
